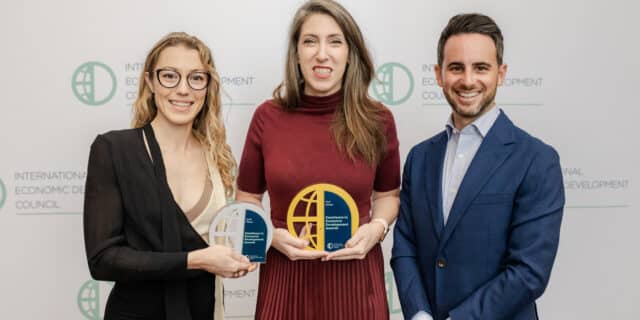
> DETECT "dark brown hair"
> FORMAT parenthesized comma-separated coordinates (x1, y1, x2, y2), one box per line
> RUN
(437, 13, 504, 66)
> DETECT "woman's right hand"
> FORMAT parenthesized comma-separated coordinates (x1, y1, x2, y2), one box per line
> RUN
(271, 227, 328, 261)
(187, 245, 254, 278)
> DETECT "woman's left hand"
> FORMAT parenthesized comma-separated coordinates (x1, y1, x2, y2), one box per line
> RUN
(230, 262, 260, 278)
(323, 221, 385, 261)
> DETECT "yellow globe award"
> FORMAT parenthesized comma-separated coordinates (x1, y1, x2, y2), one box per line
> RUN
(287, 183, 359, 252)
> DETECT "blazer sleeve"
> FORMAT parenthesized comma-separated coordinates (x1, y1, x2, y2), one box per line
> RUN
(83, 134, 202, 282)
(391, 147, 433, 318)
(449, 146, 565, 319)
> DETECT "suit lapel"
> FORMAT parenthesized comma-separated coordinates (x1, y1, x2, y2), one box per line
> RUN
(438, 113, 516, 248)
(425, 132, 447, 238)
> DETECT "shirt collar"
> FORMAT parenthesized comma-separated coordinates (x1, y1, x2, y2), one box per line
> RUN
(445, 105, 501, 139)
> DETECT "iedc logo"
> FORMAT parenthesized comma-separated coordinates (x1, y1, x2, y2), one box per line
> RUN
(77, 280, 113, 320)
(371, 62, 414, 106)
(72, 61, 117, 106)
(0, 178, 6, 210)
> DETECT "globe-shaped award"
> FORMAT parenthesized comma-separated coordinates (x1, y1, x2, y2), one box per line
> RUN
(287, 183, 359, 252)
(209, 202, 272, 263)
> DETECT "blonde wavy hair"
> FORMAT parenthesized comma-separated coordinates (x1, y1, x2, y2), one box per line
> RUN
(131, 32, 236, 197)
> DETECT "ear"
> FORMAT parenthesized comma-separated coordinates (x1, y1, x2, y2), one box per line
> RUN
(497, 63, 508, 86)
(434, 64, 444, 87)
(144, 71, 154, 93)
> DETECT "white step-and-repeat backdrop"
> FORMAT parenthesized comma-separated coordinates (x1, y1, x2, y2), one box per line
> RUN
(1, 0, 637, 319)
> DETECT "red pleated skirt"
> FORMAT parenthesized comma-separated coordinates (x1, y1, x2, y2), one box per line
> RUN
(254, 244, 389, 320)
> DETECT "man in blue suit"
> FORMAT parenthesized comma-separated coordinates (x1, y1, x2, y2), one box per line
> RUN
(391, 13, 564, 320)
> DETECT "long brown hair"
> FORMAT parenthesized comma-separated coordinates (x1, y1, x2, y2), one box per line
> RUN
(131, 32, 236, 197)
(273, 0, 386, 166)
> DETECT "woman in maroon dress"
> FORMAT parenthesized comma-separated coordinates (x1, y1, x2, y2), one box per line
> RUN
(236, 1, 400, 319)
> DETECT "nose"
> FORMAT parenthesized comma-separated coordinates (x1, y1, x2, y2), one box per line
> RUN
(176, 77, 190, 95)
(462, 69, 474, 86)
(316, 42, 329, 61)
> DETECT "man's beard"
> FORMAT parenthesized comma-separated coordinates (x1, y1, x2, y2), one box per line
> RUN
(443, 85, 497, 119)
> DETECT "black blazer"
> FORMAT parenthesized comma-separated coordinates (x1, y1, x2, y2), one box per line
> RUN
(83, 125, 215, 320)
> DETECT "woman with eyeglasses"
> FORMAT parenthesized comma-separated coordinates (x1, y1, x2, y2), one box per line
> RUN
(83, 32, 255, 320)
(236, 1, 401, 319)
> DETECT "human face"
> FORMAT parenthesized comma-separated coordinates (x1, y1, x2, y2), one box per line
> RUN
(297, 13, 349, 97)
(145, 45, 208, 127)
(435, 33, 507, 129)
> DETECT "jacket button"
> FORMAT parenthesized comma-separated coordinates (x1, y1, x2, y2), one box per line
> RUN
(437, 258, 446, 268)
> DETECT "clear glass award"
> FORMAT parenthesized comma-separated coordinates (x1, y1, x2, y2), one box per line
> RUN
(209, 202, 273, 263)
(287, 183, 359, 252)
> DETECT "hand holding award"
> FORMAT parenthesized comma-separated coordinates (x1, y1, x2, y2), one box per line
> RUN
(209, 202, 273, 263)
(287, 183, 359, 252)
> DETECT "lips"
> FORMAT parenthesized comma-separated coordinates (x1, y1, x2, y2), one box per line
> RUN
(169, 99, 194, 111)
(312, 66, 332, 79)
(457, 91, 480, 98)
(454, 89, 481, 104)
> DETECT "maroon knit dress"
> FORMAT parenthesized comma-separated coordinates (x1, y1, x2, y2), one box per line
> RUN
(237, 91, 400, 320)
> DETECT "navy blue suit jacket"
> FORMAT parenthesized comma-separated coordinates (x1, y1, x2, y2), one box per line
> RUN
(391, 111, 564, 320)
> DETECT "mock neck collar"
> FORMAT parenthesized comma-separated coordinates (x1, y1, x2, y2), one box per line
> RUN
(296, 89, 343, 114)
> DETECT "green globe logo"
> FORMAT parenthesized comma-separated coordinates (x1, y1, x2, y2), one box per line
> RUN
(77, 280, 113, 320)
(0, 178, 6, 210)
(72, 62, 117, 106)
(371, 62, 414, 105)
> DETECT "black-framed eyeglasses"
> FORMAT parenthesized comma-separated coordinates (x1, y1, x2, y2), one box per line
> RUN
(155, 68, 210, 90)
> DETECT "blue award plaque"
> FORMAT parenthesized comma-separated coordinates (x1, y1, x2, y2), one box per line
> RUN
(209, 202, 272, 263)
(287, 184, 359, 252)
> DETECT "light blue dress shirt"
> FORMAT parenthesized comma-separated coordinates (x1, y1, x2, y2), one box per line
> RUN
(411, 106, 501, 320)
(441, 106, 500, 225)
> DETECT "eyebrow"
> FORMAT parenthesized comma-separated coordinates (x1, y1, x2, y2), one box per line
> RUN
(445, 62, 493, 68)
(473, 62, 492, 67)
(300, 33, 344, 38)
(156, 67, 207, 73)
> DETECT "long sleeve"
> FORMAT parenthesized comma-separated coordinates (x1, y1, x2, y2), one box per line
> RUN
(83, 134, 201, 282)
(237, 104, 266, 194)
(448, 146, 564, 319)
(374, 109, 401, 192)
(391, 148, 433, 318)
